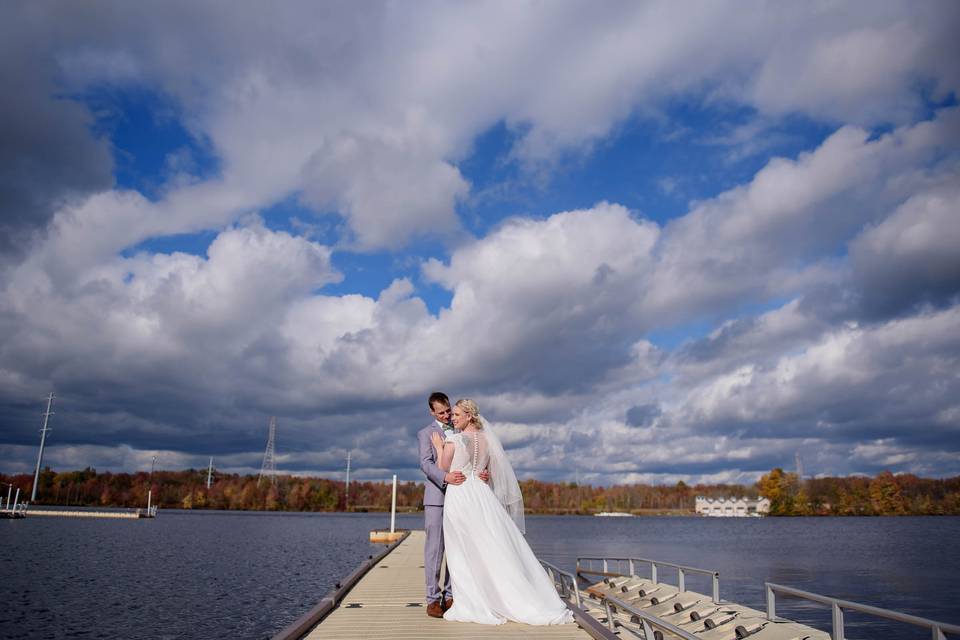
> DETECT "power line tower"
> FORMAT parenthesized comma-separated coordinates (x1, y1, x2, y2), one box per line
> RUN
(31, 392, 55, 502)
(575, 470, 583, 513)
(206, 456, 214, 489)
(258, 417, 278, 487)
(795, 452, 805, 482)
(344, 451, 351, 511)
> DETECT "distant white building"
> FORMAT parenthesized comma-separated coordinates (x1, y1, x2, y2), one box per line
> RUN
(695, 496, 770, 517)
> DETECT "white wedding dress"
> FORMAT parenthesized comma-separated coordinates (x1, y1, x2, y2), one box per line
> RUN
(442, 430, 574, 626)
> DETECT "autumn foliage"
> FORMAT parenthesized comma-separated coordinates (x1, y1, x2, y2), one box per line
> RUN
(756, 468, 960, 516)
(2, 467, 957, 515)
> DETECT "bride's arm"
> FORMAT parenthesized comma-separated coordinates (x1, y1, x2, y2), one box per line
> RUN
(477, 436, 491, 482)
(430, 432, 456, 471)
(440, 441, 455, 471)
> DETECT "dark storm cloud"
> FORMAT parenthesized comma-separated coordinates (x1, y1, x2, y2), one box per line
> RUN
(625, 404, 661, 428)
(624, 456, 783, 478)
(849, 182, 960, 321)
(666, 305, 960, 466)
(0, 10, 113, 258)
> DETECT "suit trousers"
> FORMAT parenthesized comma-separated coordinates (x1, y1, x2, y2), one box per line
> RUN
(424, 505, 451, 603)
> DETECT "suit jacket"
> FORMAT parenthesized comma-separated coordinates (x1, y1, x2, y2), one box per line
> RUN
(419, 422, 450, 507)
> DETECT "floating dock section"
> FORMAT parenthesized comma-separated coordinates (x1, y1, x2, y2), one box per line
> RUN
(0, 486, 26, 518)
(26, 509, 154, 519)
(369, 528, 406, 543)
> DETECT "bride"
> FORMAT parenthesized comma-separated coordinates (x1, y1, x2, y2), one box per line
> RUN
(429, 398, 574, 626)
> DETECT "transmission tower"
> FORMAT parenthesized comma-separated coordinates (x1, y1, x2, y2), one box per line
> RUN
(258, 417, 278, 486)
(31, 392, 55, 502)
(795, 452, 805, 482)
(575, 470, 583, 512)
(206, 456, 214, 489)
(344, 451, 351, 511)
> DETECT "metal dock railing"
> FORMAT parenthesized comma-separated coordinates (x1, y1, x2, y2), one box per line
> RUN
(765, 582, 960, 640)
(576, 554, 960, 640)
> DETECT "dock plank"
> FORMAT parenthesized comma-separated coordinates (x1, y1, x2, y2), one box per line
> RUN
(305, 530, 592, 639)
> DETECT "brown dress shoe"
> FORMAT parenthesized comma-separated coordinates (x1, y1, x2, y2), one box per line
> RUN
(442, 597, 454, 612)
(427, 600, 444, 618)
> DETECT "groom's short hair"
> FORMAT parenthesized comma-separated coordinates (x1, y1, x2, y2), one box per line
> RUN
(428, 391, 450, 409)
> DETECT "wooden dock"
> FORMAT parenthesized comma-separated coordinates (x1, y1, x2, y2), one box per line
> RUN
(288, 530, 601, 640)
(273, 528, 960, 640)
(26, 509, 153, 519)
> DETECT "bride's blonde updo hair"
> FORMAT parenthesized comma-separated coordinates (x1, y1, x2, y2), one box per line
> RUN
(455, 398, 483, 430)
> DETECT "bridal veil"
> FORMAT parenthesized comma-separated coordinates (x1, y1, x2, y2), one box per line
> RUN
(479, 416, 525, 534)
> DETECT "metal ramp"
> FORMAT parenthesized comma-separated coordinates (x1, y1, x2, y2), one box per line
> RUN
(578, 575, 828, 640)
(537, 555, 960, 640)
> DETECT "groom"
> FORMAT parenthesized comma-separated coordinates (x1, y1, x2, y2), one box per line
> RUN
(418, 392, 489, 618)
(418, 392, 460, 617)
(417, 391, 466, 618)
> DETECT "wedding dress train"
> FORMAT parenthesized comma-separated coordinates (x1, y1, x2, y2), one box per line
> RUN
(442, 430, 574, 626)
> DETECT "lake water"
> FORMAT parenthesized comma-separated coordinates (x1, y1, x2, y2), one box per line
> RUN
(1, 511, 958, 639)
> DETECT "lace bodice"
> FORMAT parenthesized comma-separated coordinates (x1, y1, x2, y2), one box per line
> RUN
(449, 431, 489, 476)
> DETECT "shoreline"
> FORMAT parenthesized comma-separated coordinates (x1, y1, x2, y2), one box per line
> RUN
(8, 468, 958, 517)
(20, 504, 960, 517)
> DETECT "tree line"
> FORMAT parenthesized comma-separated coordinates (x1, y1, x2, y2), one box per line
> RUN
(757, 468, 960, 516)
(2, 467, 957, 515)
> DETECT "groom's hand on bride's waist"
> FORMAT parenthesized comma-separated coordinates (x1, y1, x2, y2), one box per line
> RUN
(478, 469, 490, 483)
(445, 471, 466, 485)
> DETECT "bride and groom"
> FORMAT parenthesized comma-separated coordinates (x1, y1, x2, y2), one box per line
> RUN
(417, 392, 574, 626)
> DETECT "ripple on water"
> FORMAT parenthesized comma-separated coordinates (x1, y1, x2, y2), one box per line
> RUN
(3, 513, 959, 639)
(2, 510, 404, 639)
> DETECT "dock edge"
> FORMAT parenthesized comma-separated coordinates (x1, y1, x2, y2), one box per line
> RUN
(270, 529, 412, 640)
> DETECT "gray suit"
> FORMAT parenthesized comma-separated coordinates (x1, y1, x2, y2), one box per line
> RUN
(418, 421, 452, 603)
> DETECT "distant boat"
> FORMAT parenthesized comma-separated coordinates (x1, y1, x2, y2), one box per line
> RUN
(594, 511, 633, 517)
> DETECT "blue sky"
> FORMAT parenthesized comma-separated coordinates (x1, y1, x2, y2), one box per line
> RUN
(106, 88, 837, 318)
(1, 1, 958, 485)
